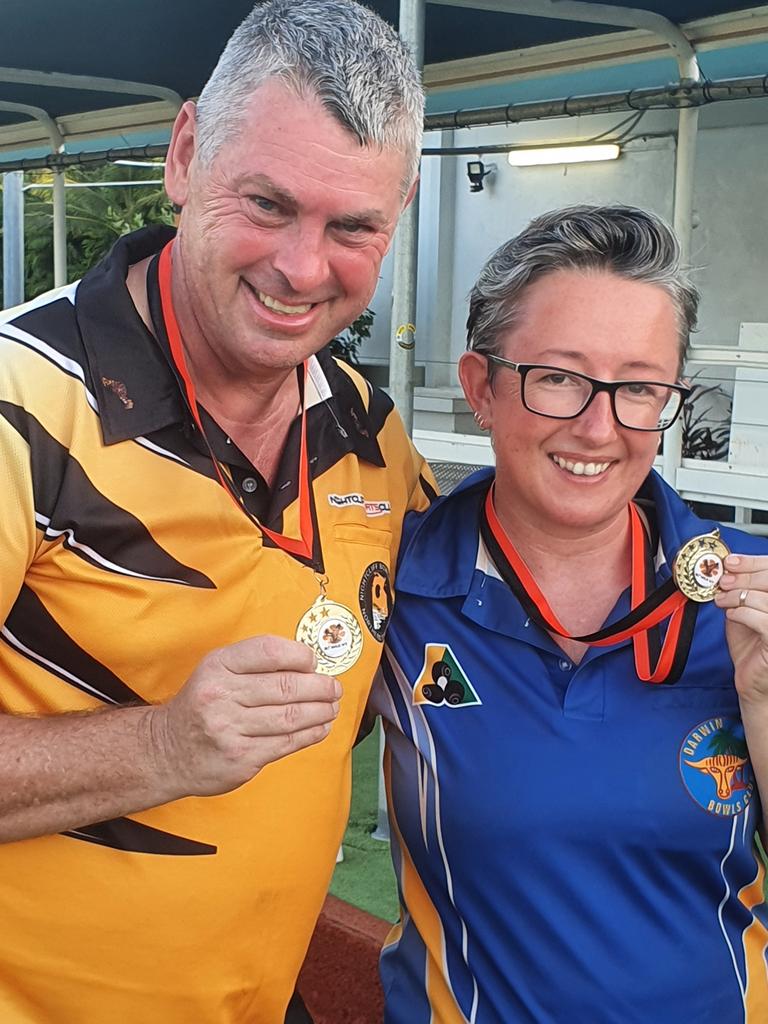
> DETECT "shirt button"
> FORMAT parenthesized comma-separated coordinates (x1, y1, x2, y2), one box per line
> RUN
(558, 658, 571, 672)
(242, 477, 258, 494)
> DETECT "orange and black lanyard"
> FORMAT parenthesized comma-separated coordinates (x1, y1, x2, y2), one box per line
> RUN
(157, 241, 317, 566)
(480, 485, 700, 685)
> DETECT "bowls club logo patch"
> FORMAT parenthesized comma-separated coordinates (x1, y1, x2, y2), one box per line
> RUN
(358, 562, 392, 642)
(413, 643, 481, 708)
(679, 716, 754, 817)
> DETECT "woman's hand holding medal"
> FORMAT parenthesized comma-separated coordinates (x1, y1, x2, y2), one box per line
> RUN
(152, 635, 341, 799)
(715, 554, 768, 702)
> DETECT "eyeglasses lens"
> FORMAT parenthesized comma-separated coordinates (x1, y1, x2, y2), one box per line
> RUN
(522, 368, 681, 430)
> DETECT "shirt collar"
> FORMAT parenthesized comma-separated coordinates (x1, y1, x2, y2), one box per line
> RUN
(76, 225, 181, 445)
(397, 465, 724, 611)
(309, 346, 386, 468)
(75, 225, 385, 468)
(400, 466, 723, 584)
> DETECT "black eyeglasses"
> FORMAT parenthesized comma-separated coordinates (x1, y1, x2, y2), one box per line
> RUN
(485, 356, 691, 432)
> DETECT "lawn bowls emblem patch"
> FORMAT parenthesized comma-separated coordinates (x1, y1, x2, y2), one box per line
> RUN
(413, 644, 481, 708)
(296, 597, 363, 675)
(679, 716, 754, 816)
(358, 561, 392, 642)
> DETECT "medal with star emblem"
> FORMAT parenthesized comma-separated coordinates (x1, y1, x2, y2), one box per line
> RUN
(672, 529, 731, 602)
(296, 596, 363, 675)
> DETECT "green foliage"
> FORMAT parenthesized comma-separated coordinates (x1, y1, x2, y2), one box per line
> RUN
(1, 163, 174, 302)
(330, 307, 374, 365)
(3, 168, 376, 364)
(680, 375, 732, 461)
(707, 725, 748, 760)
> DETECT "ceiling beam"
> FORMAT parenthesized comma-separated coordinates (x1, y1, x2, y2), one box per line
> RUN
(0, 101, 64, 150)
(0, 68, 183, 111)
(428, 0, 697, 69)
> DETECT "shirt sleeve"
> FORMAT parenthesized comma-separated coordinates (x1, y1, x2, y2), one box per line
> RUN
(405, 437, 439, 513)
(0, 404, 39, 622)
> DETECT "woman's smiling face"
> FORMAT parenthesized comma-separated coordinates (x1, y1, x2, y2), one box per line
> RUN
(460, 268, 682, 538)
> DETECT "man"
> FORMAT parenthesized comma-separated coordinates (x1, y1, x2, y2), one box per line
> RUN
(0, 2, 434, 1021)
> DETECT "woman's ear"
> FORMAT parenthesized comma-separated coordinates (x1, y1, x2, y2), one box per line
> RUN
(459, 351, 493, 431)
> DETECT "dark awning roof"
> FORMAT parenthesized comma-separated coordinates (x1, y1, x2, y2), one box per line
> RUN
(0, 1, 764, 167)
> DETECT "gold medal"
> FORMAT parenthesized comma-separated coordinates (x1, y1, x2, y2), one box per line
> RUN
(296, 595, 364, 675)
(672, 529, 731, 602)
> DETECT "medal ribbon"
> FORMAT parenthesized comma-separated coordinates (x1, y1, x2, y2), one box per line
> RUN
(480, 486, 698, 684)
(157, 241, 314, 561)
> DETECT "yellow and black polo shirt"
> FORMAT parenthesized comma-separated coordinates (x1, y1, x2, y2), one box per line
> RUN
(0, 226, 436, 1023)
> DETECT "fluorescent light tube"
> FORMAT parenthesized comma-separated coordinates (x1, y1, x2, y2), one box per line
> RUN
(507, 144, 620, 167)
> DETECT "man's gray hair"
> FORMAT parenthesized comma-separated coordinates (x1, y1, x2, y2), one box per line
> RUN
(195, 0, 424, 189)
(467, 205, 699, 374)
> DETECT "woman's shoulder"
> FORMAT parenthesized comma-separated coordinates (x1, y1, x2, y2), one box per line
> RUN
(396, 467, 494, 595)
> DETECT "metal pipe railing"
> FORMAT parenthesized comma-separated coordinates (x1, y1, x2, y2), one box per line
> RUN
(423, 76, 768, 132)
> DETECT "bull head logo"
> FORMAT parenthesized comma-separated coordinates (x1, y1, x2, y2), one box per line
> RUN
(683, 754, 747, 800)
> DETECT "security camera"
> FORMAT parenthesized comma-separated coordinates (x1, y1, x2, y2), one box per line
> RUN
(466, 159, 496, 193)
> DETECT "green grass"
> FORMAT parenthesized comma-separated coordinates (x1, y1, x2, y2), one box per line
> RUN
(330, 723, 400, 922)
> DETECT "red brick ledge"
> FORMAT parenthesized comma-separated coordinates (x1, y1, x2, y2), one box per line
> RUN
(298, 895, 391, 1024)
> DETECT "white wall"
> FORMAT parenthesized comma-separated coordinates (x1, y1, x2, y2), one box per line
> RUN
(361, 98, 768, 388)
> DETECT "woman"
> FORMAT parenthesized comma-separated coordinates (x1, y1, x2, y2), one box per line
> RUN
(371, 206, 768, 1023)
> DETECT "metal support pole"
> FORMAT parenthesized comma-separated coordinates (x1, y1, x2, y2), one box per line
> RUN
(424, 129, 457, 387)
(2, 171, 25, 308)
(373, 0, 427, 844)
(389, 200, 421, 435)
(371, 723, 390, 842)
(672, 107, 699, 268)
(664, 59, 701, 486)
(52, 169, 67, 287)
(389, 0, 426, 436)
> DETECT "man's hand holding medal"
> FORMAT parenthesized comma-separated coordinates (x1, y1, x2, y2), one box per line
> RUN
(154, 635, 341, 797)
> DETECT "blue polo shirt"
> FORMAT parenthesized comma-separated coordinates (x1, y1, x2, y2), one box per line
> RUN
(372, 468, 768, 1024)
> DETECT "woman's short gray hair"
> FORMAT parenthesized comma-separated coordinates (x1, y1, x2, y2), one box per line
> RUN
(195, 0, 424, 191)
(467, 205, 699, 374)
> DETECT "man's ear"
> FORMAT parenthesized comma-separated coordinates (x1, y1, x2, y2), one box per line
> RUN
(402, 174, 419, 212)
(164, 100, 199, 208)
(458, 351, 493, 430)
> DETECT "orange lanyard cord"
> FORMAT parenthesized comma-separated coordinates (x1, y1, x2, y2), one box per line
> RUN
(157, 241, 314, 561)
(481, 484, 694, 685)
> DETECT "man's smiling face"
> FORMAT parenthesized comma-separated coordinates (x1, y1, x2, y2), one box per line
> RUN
(165, 79, 411, 376)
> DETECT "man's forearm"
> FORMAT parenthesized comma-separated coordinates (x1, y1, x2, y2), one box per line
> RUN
(0, 705, 182, 844)
(0, 634, 342, 845)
